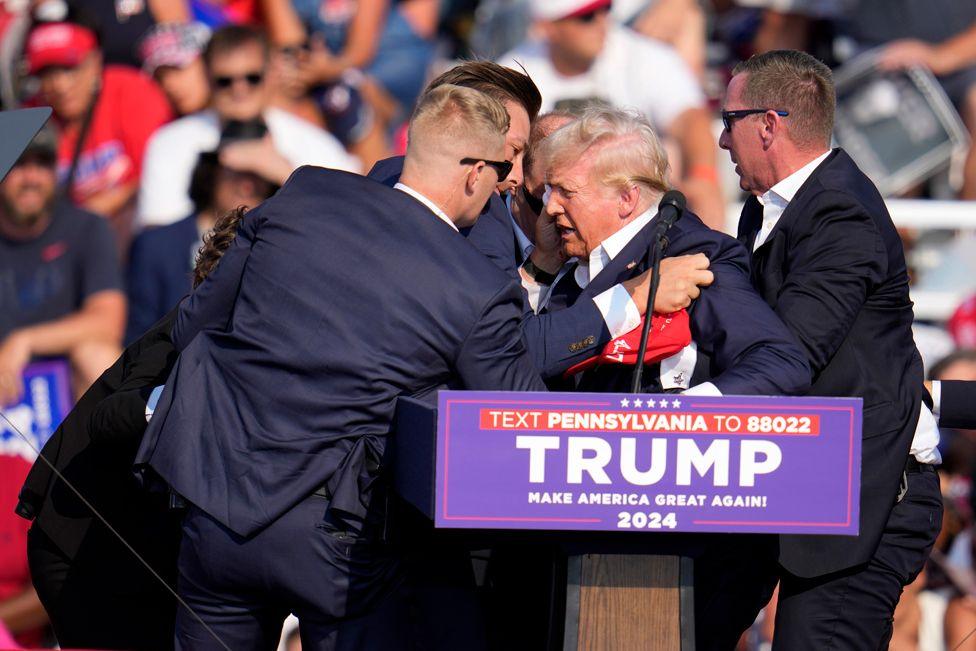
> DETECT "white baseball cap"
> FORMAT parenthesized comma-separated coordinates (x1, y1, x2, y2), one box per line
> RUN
(530, 0, 612, 21)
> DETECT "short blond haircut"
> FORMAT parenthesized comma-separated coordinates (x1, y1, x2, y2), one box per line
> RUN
(539, 107, 670, 199)
(406, 84, 510, 164)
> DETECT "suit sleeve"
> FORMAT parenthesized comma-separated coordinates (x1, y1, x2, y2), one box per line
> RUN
(772, 194, 888, 378)
(89, 327, 178, 442)
(687, 235, 811, 396)
(522, 301, 612, 379)
(938, 380, 976, 430)
(456, 281, 548, 392)
(172, 202, 265, 349)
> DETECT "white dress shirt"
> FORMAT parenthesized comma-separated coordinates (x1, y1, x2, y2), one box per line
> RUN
(753, 150, 831, 251)
(544, 208, 713, 394)
(394, 183, 458, 232)
(752, 151, 940, 464)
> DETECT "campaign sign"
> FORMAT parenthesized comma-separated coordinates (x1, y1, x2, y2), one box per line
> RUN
(0, 360, 72, 462)
(436, 391, 862, 535)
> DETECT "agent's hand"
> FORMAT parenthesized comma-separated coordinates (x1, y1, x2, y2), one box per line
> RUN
(622, 253, 713, 315)
(529, 201, 565, 275)
(0, 331, 31, 407)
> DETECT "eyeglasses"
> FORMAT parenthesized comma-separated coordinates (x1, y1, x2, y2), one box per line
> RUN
(460, 157, 513, 182)
(521, 185, 545, 214)
(213, 72, 264, 89)
(721, 109, 789, 131)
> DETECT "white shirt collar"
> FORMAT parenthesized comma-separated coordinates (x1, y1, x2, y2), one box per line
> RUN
(753, 150, 831, 251)
(575, 208, 655, 289)
(394, 182, 458, 232)
(759, 149, 832, 208)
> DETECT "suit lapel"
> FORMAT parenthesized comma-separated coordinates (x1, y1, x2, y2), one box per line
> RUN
(582, 217, 658, 298)
(737, 195, 763, 252)
(751, 149, 838, 255)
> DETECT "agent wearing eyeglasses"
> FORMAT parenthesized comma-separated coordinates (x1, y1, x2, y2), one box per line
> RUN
(719, 50, 943, 651)
(136, 24, 360, 230)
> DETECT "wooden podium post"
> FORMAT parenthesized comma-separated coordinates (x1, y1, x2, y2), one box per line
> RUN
(564, 555, 694, 651)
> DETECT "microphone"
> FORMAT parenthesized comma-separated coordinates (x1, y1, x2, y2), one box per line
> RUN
(652, 190, 687, 239)
(629, 190, 688, 393)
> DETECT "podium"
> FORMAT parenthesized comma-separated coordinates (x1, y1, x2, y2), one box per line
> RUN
(393, 391, 862, 650)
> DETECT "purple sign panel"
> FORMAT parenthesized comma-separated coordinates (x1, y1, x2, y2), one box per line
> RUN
(436, 391, 862, 535)
(0, 360, 72, 462)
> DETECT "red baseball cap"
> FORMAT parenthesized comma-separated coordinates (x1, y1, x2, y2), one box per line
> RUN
(25, 22, 98, 75)
(563, 309, 692, 378)
(531, 0, 613, 21)
(948, 294, 976, 349)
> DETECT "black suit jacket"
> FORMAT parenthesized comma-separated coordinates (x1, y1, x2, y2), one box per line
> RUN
(553, 212, 811, 396)
(939, 380, 976, 430)
(737, 149, 924, 577)
(136, 168, 546, 538)
(368, 155, 611, 379)
(17, 309, 179, 561)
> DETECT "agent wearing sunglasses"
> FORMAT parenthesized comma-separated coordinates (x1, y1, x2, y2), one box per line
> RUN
(719, 50, 942, 651)
(137, 25, 360, 230)
(135, 84, 548, 650)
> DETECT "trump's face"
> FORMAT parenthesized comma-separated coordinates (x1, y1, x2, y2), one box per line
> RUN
(545, 156, 622, 260)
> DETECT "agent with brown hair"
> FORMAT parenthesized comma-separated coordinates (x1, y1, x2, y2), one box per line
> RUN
(721, 49, 943, 649)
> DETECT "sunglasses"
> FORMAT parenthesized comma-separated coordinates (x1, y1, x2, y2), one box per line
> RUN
(460, 157, 513, 182)
(213, 72, 264, 89)
(721, 109, 789, 131)
(521, 185, 545, 214)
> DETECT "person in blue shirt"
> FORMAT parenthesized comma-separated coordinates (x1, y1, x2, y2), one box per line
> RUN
(125, 119, 277, 343)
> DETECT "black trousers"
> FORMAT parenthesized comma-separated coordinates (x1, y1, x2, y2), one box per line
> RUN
(772, 469, 943, 650)
(28, 520, 181, 651)
(175, 494, 409, 651)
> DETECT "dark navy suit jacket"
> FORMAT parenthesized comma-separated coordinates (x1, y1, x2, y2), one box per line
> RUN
(551, 211, 811, 396)
(738, 149, 924, 577)
(136, 168, 545, 537)
(939, 380, 976, 429)
(368, 155, 611, 378)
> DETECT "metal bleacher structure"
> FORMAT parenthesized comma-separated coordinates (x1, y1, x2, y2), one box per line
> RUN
(722, 199, 976, 323)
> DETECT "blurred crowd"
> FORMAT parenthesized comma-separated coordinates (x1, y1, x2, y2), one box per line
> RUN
(0, 0, 974, 649)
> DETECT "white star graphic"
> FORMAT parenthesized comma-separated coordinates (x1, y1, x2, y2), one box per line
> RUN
(659, 399, 669, 408)
(633, 398, 643, 408)
(672, 398, 682, 408)
(620, 398, 630, 408)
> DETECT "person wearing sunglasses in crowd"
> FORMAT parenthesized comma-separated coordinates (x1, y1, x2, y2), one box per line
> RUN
(136, 24, 360, 230)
